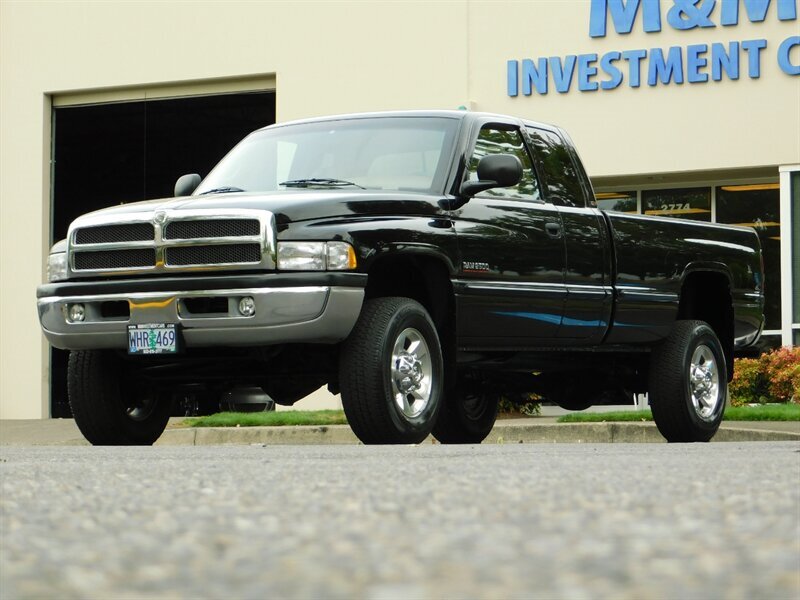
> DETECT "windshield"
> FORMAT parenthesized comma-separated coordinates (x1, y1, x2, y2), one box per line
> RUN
(194, 116, 459, 195)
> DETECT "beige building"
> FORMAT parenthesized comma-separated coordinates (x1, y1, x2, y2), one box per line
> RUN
(1, 0, 798, 419)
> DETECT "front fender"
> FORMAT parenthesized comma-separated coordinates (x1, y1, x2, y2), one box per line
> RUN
(278, 216, 459, 276)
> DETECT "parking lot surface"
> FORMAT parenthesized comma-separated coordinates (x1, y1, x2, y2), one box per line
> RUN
(2, 443, 799, 599)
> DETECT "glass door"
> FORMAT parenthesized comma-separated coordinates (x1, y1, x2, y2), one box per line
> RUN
(779, 166, 800, 346)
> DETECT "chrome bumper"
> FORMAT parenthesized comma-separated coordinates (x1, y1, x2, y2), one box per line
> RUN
(38, 286, 364, 350)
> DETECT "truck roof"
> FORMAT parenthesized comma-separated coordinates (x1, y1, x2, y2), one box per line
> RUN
(264, 109, 558, 132)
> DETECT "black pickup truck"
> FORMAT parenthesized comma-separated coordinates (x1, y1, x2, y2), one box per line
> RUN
(37, 110, 765, 445)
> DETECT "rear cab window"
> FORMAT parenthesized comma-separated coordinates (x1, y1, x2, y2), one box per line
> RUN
(525, 127, 587, 208)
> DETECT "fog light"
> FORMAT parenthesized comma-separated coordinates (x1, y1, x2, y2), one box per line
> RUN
(68, 303, 85, 323)
(238, 296, 256, 317)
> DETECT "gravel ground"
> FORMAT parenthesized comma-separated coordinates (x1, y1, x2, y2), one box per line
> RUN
(1, 443, 798, 600)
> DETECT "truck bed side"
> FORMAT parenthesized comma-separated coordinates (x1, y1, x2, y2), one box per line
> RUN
(602, 212, 764, 350)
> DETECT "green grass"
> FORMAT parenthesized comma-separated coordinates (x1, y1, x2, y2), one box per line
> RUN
(557, 403, 800, 423)
(184, 410, 348, 428)
(558, 410, 655, 423)
(724, 404, 800, 420)
(181, 404, 799, 428)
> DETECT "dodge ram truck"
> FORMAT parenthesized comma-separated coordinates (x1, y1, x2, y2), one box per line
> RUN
(37, 110, 765, 445)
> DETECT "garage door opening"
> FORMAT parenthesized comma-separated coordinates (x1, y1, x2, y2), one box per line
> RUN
(50, 91, 276, 417)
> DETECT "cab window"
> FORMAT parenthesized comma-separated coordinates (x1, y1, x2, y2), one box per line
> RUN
(526, 127, 584, 207)
(467, 126, 541, 201)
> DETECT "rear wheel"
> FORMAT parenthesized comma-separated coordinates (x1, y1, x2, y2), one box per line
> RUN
(68, 350, 172, 445)
(649, 320, 727, 442)
(433, 372, 499, 444)
(339, 297, 443, 444)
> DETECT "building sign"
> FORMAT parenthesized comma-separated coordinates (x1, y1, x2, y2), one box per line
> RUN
(507, 0, 800, 97)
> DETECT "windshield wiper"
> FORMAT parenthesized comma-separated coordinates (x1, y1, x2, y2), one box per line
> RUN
(199, 186, 245, 195)
(279, 178, 364, 189)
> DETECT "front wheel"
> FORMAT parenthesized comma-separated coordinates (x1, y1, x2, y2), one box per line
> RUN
(339, 297, 443, 444)
(649, 320, 727, 442)
(68, 350, 173, 445)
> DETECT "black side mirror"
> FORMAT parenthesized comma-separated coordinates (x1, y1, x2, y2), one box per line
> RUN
(174, 173, 201, 197)
(459, 154, 523, 199)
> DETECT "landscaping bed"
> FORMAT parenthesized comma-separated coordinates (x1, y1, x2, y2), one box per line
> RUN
(557, 404, 799, 423)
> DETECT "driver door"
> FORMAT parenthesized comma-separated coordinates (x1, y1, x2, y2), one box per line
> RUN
(452, 121, 567, 347)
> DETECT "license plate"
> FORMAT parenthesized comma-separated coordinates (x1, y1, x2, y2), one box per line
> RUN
(127, 323, 179, 355)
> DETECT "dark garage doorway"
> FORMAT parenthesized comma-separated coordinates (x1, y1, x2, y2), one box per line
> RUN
(50, 91, 276, 417)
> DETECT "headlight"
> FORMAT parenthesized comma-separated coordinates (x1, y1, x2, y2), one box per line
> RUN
(47, 253, 68, 282)
(277, 241, 357, 271)
(278, 242, 326, 270)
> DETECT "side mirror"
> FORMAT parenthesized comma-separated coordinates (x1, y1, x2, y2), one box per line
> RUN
(459, 154, 523, 199)
(174, 173, 201, 197)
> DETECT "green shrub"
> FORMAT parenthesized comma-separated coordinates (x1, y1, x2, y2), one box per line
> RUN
(761, 346, 800, 403)
(729, 357, 768, 406)
(730, 347, 800, 406)
(498, 394, 542, 416)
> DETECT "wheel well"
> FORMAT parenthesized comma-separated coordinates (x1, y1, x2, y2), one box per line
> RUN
(364, 255, 453, 333)
(364, 254, 455, 387)
(678, 271, 734, 380)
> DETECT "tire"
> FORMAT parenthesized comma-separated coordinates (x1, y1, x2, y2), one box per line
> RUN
(649, 320, 727, 443)
(432, 372, 498, 444)
(339, 297, 443, 444)
(68, 350, 173, 445)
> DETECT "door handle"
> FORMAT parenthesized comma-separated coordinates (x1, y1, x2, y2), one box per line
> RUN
(545, 222, 562, 238)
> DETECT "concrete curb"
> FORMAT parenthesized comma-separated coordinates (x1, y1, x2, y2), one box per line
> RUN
(2, 419, 798, 446)
(712, 426, 800, 442)
(157, 424, 360, 446)
(152, 421, 800, 446)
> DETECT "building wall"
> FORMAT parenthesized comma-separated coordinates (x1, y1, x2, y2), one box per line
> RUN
(471, 0, 800, 177)
(1, 1, 798, 418)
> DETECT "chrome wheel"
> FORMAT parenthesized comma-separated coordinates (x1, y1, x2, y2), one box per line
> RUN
(649, 320, 727, 443)
(689, 344, 721, 422)
(340, 297, 443, 444)
(391, 327, 433, 418)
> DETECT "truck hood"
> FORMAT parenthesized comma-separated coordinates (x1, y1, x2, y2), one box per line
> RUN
(75, 190, 444, 224)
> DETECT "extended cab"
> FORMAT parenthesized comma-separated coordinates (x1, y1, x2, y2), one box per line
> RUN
(37, 111, 765, 445)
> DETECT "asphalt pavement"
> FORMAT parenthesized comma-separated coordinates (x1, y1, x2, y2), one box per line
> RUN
(1, 443, 798, 599)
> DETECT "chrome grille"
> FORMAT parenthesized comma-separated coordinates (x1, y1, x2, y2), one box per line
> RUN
(74, 249, 156, 270)
(67, 209, 276, 277)
(74, 223, 154, 244)
(165, 244, 262, 266)
(164, 219, 260, 240)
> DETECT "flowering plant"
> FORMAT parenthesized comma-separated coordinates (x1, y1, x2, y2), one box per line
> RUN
(730, 346, 799, 406)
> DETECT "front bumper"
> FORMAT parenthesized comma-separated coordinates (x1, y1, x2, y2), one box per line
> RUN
(37, 273, 366, 350)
